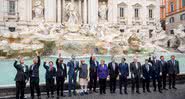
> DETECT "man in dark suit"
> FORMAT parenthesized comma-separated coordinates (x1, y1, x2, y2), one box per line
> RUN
(142, 59, 152, 93)
(168, 55, 179, 89)
(160, 56, 168, 90)
(119, 58, 129, 94)
(130, 57, 142, 94)
(67, 55, 79, 97)
(150, 56, 162, 93)
(56, 53, 67, 97)
(89, 55, 99, 93)
(108, 56, 119, 93)
(14, 56, 29, 99)
(43, 61, 56, 98)
(29, 51, 41, 99)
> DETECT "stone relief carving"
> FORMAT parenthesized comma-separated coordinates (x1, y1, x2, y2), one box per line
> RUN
(32, 0, 44, 20)
(98, 1, 108, 21)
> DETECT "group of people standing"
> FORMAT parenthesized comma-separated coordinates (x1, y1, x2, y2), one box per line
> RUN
(13, 51, 180, 99)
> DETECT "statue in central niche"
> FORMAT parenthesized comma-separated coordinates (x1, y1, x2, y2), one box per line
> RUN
(65, 2, 80, 32)
(98, 1, 108, 21)
(33, 0, 44, 20)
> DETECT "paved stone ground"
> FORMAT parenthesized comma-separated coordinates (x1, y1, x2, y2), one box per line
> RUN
(2, 84, 185, 99)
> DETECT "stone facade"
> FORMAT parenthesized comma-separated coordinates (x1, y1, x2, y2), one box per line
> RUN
(0, 0, 160, 34)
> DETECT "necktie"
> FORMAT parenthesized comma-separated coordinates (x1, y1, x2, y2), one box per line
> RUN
(136, 63, 138, 69)
(147, 65, 149, 72)
(112, 63, 115, 70)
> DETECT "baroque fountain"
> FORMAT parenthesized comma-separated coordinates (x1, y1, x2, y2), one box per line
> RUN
(0, 1, 185, 58)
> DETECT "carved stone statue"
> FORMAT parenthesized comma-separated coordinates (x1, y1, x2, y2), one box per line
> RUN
(98, 2, 108, 21)
(33, 0, 44, 20)
(65, 2, 79, 25)
(64, 2, 80, 32)
(174, 24, 185, 52)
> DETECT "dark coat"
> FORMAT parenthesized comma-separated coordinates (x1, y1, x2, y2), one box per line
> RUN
(167, 60, 180, 74)
(119, 63, 129, 78)
(14, 61, 29, 81)
(67, 60, 79, 77)
(43, 62, 56, 80)
(130, 62, 142, 78)
(89, 56, 99, 77)
(29, 56, 41, 78)
(159, 60, 168, 74)
(56, 58, 67, 78)
(142, 64, 152, 80)
(108, 62, 119, 78)
(150, 59, 161, 79)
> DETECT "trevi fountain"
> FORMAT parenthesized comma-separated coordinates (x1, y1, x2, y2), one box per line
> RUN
(0, 0, 184, 86)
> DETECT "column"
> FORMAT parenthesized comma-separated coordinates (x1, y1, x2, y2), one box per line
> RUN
(27, 0, 32, 22)
(45, 0, 57, 22)
(62, 0, 65, 23)
(71, 0, 74, 4)
(112, 0, 117, 24)
(57, 0, 62, 23)
(108, 0, 113, 23)
(79, 0, 82, 18)
(83, 0, 87, 24)
(0, 0, 5, 21)
(88, 0, 98, 25)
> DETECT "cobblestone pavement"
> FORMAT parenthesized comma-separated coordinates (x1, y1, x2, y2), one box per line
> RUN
(2, 84, 185, 99)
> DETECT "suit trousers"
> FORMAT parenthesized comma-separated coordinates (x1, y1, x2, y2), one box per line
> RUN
(162, 73, 167, 89)
(56, 77, 65, 96)
(131, 76, 140, 92)
(169, 74, 176, 88)
(99, 78, 107, 94)
(89, 73, 97, 91)
(68, 75, 77, 95)
(152, 76, 162, 91)
(16, 81, 25, 99)
(109, 77, 117, 93)
(46, 78, 55, 96)
(30, 77, 40, 98)
(142, 78, 150, 91)
(119, 75, 127, 93)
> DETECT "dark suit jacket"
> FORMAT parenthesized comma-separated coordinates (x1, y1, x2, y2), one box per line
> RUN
(14, 61, 29, 82)
(118, 63, 129, 78)
(29, 56, 41, 78)
(142, 64, 152, 80)
(159, 60, 168, 74)
(130, 62, 142, 78)
(108, 62, 119, 78)
(150, 59, 161, 78)
(56, 58, 67, 78)
(89, 56, 99, 77)
(167, 60, 180, 74)
(43, 62, 56, 80)
(67, 60, 79, 77)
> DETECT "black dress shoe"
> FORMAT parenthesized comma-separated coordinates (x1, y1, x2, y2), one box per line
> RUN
(124, 91, 128, 94)
(147, 90, 151, 93)
(173, 87, 177, 89)
(61, 94, 66, 97)
(143, 90, 145, 93)
(94, 90, 98, 93)
(136, 91, 140, 94)
(159, 90, 163, 93)
(163, 88, 168, 90)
